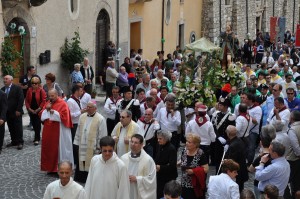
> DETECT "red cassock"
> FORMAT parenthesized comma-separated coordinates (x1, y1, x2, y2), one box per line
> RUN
(39, 98, 73, 172)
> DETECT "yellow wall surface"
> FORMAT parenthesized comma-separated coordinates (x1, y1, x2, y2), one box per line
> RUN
(129, 0, 202, 62)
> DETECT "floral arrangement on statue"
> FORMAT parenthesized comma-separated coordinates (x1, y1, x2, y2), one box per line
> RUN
(175, 72, 217, 108)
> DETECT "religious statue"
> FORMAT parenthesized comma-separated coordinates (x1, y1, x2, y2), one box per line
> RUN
(219, 24, 239, 69)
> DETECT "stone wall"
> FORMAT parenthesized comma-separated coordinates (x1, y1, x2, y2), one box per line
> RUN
(202, 0, 300, 44)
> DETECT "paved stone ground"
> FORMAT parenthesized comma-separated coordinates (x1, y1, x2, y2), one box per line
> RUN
(0, 96, 255, 199)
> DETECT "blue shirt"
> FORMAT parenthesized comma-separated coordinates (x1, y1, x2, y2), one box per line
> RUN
(71, 70, 84, 83)
(285, 97, 300, 112)
(255, 157, 290, 196)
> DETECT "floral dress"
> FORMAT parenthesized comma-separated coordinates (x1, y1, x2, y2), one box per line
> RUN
(181, 148, 207, 199)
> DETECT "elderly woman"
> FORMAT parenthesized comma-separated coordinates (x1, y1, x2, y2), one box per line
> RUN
(248, 124, 276, 199)
(155, 130, 178, 199)
(180, 134, 209, 199)
(43, 73, 64, 99)
(207, 159, 240, 199)
(25, 77, 47, 145)
(71, 63, 84, 85)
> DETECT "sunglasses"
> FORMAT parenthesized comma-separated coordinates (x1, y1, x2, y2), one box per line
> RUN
(287, 93, 294, 95)
(31, 82, 38, 85)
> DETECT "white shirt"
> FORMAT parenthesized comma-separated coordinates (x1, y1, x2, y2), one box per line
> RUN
(156, 107, 181, 132)
(43, 178, 86, 199)
(248, 105, 262, 134)
(104, 97, 120, 120)
(267, 108, 291, 132)
(67, 98, 81, 124)
(236, 115, 252, 138)
(80, 92, 91, 109)
(207, 173, 240, 199)
(281, 81, 297, 98)
(185, 120, 216, 145)
(137, 120, 160, 141)
(261, 56, 275, 68)
(293, 72, 300, 79)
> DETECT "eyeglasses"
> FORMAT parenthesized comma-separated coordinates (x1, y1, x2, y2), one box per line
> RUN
(102, 150, 113, 153)
(31, 82, 38, 85)
(287, 93, 294, 95)
(287, 78, 292, 80)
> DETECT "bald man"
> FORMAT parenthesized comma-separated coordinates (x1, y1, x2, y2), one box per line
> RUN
(40, 89, 74, 173)
(1, 75, 24, 150)
(225, 125, 248, 192)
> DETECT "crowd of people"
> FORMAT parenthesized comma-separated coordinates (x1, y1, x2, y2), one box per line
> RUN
(0, 33, 300, 199)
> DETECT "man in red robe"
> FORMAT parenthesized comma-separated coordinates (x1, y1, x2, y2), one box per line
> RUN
(40, 89, 73, 173)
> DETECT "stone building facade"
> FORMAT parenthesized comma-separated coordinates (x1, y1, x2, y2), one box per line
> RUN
(0, 0, 129, 92)
(202, 0, 300, 44)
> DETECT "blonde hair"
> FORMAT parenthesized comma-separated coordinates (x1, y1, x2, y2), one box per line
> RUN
(186, 134, 201, 148)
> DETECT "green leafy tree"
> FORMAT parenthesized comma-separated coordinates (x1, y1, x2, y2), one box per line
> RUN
(60, 31, 89, 72)
(1, 37, 22, 77)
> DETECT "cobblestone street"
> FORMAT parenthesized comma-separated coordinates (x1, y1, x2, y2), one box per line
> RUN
(0, 97, 255, 199)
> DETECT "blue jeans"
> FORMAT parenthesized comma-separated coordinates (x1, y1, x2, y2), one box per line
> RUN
(247, 133, 259, 165)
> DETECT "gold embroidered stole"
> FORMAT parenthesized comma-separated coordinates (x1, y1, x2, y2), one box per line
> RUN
(78, 113, 101, 171)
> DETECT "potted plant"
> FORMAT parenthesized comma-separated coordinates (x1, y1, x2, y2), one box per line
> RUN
(60, 30, 89, 72)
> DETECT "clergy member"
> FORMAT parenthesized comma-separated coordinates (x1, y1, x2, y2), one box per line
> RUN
(85, 136, 130, 199)
(40, 88, 74, 173)
(43, 161, 86, 199)
(121, 134, 157, 199)
(111, 110, 141, 157)
(73, 101, 107, 183)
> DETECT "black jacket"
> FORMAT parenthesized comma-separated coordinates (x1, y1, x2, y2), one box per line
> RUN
(0, 90, 7, 121)
(155, 142, 178, 181)
(1, 84, 24, 118)
(225, 137, 249, 182)
(80, 65, 94, 81)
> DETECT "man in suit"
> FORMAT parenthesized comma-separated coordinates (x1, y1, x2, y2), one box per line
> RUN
(225, 125, 249, 192)
(0, 89, 8, 154)
(80, 57, 94, 95)
(1, 75, 24, 150)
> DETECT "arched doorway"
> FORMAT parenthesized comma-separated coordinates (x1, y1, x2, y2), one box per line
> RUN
(6, 18, 30, 83)
(95, 9, 110, 83)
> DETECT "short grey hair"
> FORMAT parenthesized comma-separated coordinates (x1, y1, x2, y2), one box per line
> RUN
(121, 110, 132, 118)
(87, 101, 97, 108)
(272, 121, 284, 132)
(271, 141, 285, 157)
(150, 79, 158, 84)
(74, 63, 81, 69)
(58, 160, 73, 170)
(261, 125, 276, 140)
(157, 130, 172, 141)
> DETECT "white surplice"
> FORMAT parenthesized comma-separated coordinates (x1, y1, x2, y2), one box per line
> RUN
(84, 153, 130, 199)
(121, 149, 156, 199)
(43, 178, 86, 199)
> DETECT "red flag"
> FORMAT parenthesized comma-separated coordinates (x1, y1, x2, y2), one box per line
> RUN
(270, 17, 278, 43)
(295, 24, 300, 48)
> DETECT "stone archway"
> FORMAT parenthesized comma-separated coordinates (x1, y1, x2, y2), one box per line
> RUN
(3, 6, 37, 68)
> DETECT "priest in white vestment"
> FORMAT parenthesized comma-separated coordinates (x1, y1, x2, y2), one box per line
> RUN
(121, 134, 156, 199)
(111, 110, 141, 157)
(43, 161, 86, 199)
(85, 136, 130, 199)
(73, 101, 107, 182)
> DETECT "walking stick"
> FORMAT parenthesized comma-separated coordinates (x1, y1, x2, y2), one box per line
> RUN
(217, 146, 228, 175)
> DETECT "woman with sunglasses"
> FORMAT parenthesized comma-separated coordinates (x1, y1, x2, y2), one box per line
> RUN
(25, 77, 47, 145)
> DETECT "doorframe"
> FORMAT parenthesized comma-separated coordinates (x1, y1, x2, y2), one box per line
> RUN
(129, 17, 143, 52)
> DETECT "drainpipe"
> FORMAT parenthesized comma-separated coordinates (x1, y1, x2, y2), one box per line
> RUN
(273, 0, 275, 16)
(116, 0, 120, 68)
(219, 0, 222, 33)
(293, 0, 295, 33)
(161, 0, 165, 51)
(246, 0, 249, 33)
(0, 1, 4, 52)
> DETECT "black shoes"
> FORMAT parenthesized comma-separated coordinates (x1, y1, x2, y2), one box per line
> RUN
(6, 143, 18, 147)
(17, 144, 23, 150)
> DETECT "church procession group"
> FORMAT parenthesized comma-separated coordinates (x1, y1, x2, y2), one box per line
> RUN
(1, 30, 300, 199)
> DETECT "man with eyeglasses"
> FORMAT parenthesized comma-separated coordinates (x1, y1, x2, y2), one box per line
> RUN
(112, 110, 141, 157)
(73, 101, 107, 183)
(121, 134, 156, 199)
(284, 88, 300, 112)
(281, 73, 297, 98)
(85, 136, 130, 199)
(265, 84, 288, 117)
